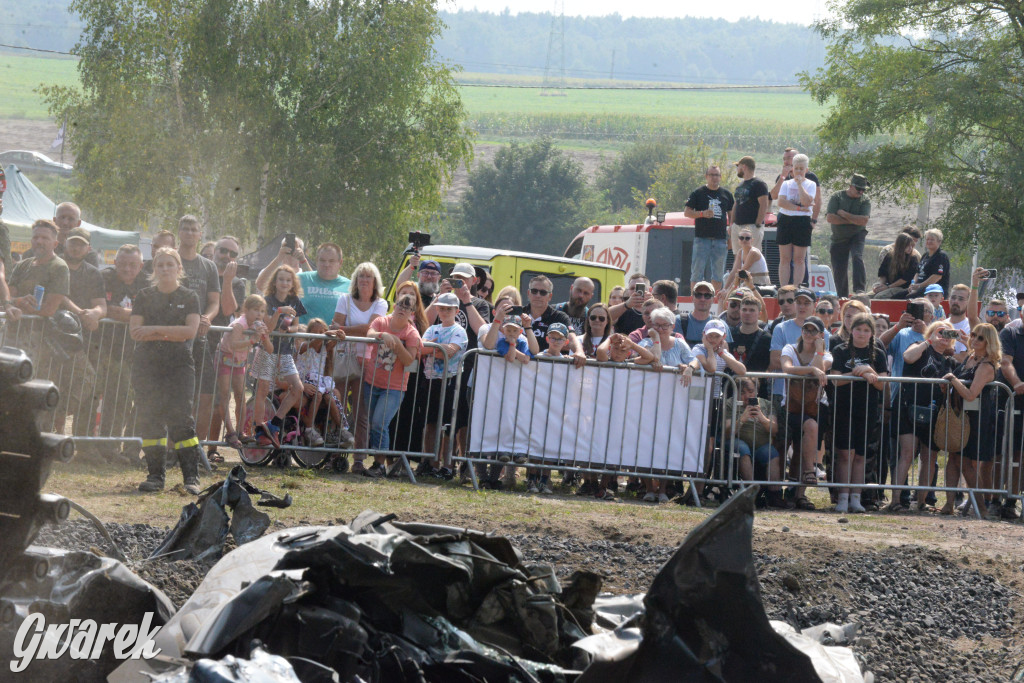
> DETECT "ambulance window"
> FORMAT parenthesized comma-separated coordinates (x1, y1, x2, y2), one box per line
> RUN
(564, 235, 584, 259)
(520, 271, 601, 304)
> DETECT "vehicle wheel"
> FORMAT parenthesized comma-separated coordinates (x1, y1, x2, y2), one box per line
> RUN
(240, 396, 277, 466)
(292, 446, 328, 469)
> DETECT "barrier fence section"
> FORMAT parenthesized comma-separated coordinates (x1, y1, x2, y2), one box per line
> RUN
(0, 315, 452, 483)
(448, 349, 738, 498)
(728, 372, 1015, 519)
(3, 311, 1023, 519)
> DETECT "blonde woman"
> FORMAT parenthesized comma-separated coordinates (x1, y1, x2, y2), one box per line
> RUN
(941, 323, 1001, 515)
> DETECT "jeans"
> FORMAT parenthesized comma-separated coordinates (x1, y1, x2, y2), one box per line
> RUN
(691, 237, 728, 284)
(830, 229, 867, 297)
(732, 439, 780, 465)
(365, 382, 405, 451)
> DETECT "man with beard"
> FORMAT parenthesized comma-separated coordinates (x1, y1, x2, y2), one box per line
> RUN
(983, 297, 1010, 332)
(397, 253, 444, 306)
(553, 277, 595, 335)
(730, 156, 769, 253)
(55, 227, 105, 437)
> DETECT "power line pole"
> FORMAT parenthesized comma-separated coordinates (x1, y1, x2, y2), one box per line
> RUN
(542, 0, 566, 97)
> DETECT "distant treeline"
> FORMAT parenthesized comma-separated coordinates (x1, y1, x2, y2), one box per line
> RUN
(4, 4, 824, 86)
(437, 10, 825, 85)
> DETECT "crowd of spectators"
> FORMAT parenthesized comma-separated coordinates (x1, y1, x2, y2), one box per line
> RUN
(3, 192, 1024, 521)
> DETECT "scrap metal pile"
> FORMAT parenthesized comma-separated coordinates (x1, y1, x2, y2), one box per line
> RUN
(0, 343, 865, 682)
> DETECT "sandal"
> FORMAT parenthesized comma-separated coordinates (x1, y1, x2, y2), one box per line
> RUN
(801, 471, 818, 486)
(223, 432, 243, 449)
(207, 450, 225, 463)
(794, 497, 816, 511)
(886, 501, 909, 512)
(917, 502, 938, 513)
(939, 503, 954, 515)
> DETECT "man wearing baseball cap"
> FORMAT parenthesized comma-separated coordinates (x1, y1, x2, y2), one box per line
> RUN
(825, 173, 872, 297)
(730, 156, 769, 254)
(398, 252, 443, 306)
(677, 281, 733, 348)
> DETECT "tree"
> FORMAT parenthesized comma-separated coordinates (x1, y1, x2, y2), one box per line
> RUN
(596, 139, 678, 211)
(41, 0, 472, 260)
(802, 0, 1024, 266)
(638, 141, 734, 213)
(460, 139, 585, 255)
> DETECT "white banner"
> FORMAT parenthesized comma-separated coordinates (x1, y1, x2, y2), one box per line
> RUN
(468, 355, 712, 472)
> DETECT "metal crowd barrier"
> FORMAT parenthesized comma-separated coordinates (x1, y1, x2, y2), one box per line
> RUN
(446, 349, 739, 500)
(731, 372, 1014, 519)
(0, 315, 452, 483)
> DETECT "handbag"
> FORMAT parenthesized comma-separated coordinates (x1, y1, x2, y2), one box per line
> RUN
(786, 353, 820, 417)
(331, 341, 362, 382)
(933, 393, 970, 453)
(910, 404, 934, 427)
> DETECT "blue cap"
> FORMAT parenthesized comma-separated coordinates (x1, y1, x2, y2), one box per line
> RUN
(924, 284, 944, 295)
(547, 322, 569, 338)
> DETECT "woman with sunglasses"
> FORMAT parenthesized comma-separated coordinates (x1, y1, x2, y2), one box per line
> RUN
(893, 320, 955, 511)
(723, 227, 770, 294)
(360, 292, 423, 478)
(940, 323, 1001, 515)
(476, 273, 495, 303)
(582, 304, 610, 357)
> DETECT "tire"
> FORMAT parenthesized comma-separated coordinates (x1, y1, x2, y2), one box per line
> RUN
(292, 446, 329, 469)
(240, 396, 277, 466)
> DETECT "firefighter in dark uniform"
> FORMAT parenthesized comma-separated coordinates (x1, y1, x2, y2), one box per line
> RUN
(129, 247, 203, 493)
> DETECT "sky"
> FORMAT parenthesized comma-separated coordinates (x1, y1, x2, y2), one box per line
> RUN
(448, 0, 828, 25)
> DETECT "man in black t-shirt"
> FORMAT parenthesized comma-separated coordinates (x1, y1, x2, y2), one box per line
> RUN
(553, 276, 594, 335)
(730, 295, 772, 402)
(730, 156, 770, 254)
(770, 148, 822, 226)
(684, 166, 735, 294)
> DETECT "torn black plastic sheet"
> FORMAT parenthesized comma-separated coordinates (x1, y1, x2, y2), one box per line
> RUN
(0, 547, 174, 683)
(111, 512, 591, 681)
(148, 465, 292, 563)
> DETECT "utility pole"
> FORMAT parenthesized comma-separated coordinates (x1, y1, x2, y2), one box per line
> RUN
(541, 0, 566, 97)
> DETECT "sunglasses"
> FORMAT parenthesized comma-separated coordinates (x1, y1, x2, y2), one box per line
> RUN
(693, 292, 714, 299)
(478, 286, 492, 294)
(729, 301, 741, 308)
(589, 315, 606, 322)
(529, 288, 550, 296)
(972, 333, 985, 340)
(816, 308, 833, 315)
(779, 298, 795, 305)
(986, 310, 1007, 317)
(738, 235, 752, 241)
(218, 247, 239, 257)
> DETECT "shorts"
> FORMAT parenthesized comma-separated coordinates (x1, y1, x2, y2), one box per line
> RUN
(191, 336, 217, 394)
(832, 407, 879, 453)
(422, 376, 457, 427)
(776, 214, 813, 247)
(785, 411, 817, 447)
(253, 348, 298, 382)
(691, 237, 728, 284)
(217, 356, 246, 379)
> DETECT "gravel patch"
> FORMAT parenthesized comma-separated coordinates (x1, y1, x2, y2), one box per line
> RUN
(33, 520, 1021, 682)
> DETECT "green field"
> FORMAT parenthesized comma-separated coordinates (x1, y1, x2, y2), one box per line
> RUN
(0, 53, 822, 149)
(0, 51, 80, 119)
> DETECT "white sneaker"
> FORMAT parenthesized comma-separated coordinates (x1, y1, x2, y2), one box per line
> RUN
(849, 495, 866, 513)
(834, 500, 849, 514)
(540, 480, 553, 495)
(658, 493, 670, 504)
(527, 479, 539, 494)
(304, 427, 325, 447)
(643, 492, 657, 503)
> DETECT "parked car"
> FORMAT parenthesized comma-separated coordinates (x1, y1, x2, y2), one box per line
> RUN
(0, 150, 73, 178)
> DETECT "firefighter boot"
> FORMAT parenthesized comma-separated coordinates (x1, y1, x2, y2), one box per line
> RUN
(178, 445, 202, 495)
(138, 446, 166, 492)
